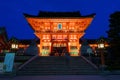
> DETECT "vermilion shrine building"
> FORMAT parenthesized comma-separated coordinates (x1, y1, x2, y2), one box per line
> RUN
(24, 11, 95, 56)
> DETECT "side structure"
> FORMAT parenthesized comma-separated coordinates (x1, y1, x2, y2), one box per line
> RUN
(0, 27, 10, 53)
(24, 11, 95, 56)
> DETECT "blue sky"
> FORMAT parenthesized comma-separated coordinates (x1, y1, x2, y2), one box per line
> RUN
(0, 0, 120, 39)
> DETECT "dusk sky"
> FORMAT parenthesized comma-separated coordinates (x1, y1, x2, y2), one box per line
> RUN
(0, 0, 120, 39)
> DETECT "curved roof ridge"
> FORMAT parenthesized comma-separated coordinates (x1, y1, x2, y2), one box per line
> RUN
(24, 11, 96, 18)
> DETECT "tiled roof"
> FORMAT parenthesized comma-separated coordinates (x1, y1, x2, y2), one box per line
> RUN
(24, 11, 95, 18)
(19, 39, 40, 44)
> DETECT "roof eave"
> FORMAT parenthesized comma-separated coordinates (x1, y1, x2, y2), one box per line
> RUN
(23, 13, 96, 19)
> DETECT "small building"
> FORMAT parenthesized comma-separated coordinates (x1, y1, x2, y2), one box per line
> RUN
(0, 27, 10, 53)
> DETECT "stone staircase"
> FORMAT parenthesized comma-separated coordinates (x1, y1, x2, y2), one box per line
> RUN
(17, 56, 99, 75)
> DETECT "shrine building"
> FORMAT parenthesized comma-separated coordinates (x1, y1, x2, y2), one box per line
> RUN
(24, 11, 95, 56)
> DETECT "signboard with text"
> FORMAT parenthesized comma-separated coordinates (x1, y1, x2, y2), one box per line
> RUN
(4, 53, 15, 72)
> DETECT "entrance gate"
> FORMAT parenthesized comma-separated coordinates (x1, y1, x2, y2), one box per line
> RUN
(50, 42, 68, 56)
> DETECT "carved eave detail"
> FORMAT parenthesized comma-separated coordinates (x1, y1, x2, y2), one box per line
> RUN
(25, 17, 93, 33)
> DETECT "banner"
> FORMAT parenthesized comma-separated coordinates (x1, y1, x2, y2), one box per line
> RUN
(4, 53, 15, 72)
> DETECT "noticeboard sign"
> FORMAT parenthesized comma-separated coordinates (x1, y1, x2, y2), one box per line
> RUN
(4, 53, 15, 72)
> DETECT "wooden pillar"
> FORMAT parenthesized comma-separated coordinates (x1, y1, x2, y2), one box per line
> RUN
(100, 50, 105, 66)
(40, 39, 42, 56)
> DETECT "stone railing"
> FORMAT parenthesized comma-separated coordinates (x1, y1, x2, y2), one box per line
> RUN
(81, 56, 98, 70)
(18, 54, 38, 70)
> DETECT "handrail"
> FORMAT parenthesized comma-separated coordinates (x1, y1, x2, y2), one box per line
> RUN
(18, 55, 38, 70)
(81, 56, 98, 70)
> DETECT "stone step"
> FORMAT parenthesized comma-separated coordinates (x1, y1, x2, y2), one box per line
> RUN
(17, 71, 98, 75)
(17, 56, 98, 75)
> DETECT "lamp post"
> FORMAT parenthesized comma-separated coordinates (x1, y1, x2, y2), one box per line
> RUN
(97, 37, 106, 71)
(98, 43, 105, 66)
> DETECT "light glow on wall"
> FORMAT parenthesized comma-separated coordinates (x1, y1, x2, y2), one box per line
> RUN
(11, 44, 18, 49)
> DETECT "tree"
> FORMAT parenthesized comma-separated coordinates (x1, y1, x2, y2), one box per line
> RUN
(107, 11, 120, 67)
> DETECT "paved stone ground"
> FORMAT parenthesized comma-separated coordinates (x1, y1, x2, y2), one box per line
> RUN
(0, 75, 120, 80)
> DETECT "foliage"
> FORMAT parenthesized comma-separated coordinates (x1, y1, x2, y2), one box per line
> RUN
(107, 11, 120, 69)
